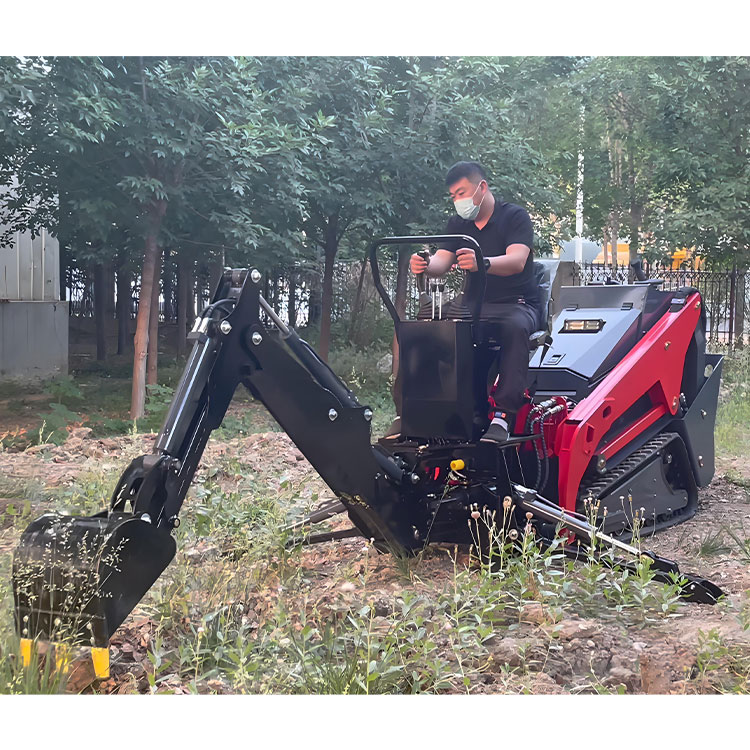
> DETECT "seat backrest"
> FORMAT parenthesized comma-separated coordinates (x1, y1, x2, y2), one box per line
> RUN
(533, 259, 561, 332)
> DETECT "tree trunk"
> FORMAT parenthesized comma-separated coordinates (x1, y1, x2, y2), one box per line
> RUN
(610, 212, 619, 274)
(602, 230, 610, 268)
(187, 257, 196, 323)
(131, 200, 166, 419)
(162, 249, 173, 323)
(307, 248, 322, 326)
(147, 249, 162, 386)
(318, 214, 339, 362)
(348, 255, 368, 343)
(176, 254, 189, 357)
(394, 247, 411, 319)
(628, 147, 639, 265)
(288, 270, 297, 328)
(116, 264, 130, 355)
(209, 254, 223, 299)
(93, 263, 107, 361)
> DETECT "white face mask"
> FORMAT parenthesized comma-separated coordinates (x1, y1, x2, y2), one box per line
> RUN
(453, 182, 486, 220)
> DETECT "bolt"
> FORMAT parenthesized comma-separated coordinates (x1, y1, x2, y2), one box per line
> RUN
(664, 453, 673, 464)
(220, 320, 232, 334)
(169, 516, 181, 528)
(86, 622, 93, 631)
(250, 269, 261, 283)
(695, 301, 701, 309)
(672, 396, 679, 410)
(664, 341, 671, 350)
(23, 615, 28, 623)
(251, 331, 263, 345)
(509, 529, 519, 541)
(410, 473, 420, 484)
(141, 513, 152, 524)
(698, 455, 704, 467)
(413, 527, 421, 541)
(700, 409, 707, 419)
(363, 408, 373, 421)
(597, 456, 606, 472)
(54, 618, 61, 627)
(22, 628, 28, 636)
(328, 409, 338, 421)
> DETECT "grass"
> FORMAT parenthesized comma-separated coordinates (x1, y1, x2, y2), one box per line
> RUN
(0, 343, 396, 450)
(716, 348, 750, 458)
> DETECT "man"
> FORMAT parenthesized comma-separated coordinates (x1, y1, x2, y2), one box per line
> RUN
(389, 160, 542, 443)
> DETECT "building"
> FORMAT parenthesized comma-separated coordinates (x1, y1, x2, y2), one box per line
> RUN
(0, 225, 68, 379)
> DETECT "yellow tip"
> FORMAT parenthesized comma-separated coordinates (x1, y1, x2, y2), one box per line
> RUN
(20, 638, 33, 667)
(54, 643, 72, 675)
(450, 459, 465, 472)
(91, 647, 110, 680)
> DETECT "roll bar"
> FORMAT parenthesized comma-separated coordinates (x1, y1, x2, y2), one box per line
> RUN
(367, 235, 487, 327)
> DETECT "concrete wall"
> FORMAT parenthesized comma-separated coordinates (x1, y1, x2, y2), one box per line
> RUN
(0, 300, 69, 378)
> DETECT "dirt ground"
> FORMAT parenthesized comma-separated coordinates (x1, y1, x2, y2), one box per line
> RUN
(1, 415, 749, 694)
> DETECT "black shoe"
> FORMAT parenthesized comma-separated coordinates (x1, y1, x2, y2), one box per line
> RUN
(382, 416, 401, 440)
(481, 417, 510, 444)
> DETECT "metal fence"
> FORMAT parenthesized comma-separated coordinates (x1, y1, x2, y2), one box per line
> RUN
(574, 263, 749, 351)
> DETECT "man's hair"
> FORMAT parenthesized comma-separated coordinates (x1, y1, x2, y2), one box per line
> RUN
(445, 161, 489, 187)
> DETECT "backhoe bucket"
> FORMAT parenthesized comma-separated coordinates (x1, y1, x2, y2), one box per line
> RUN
(12, 512, 176, 651)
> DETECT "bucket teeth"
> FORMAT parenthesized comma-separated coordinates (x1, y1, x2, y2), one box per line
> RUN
(20, 638, 32, 667)
(91, 647, 110, 680)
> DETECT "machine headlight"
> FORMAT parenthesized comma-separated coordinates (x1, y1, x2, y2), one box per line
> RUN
(562, 319, 605, 333)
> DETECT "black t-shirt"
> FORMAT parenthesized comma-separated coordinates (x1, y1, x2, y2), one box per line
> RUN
(443, 200, 538, 306)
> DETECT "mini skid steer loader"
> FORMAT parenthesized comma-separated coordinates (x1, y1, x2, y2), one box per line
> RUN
(12, 235, 725, 678)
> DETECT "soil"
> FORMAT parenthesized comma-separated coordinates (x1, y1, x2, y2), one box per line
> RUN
(2, 418, 749, 695)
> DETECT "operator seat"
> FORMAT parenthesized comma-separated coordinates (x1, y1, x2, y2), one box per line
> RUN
(473, 259, 561, 354)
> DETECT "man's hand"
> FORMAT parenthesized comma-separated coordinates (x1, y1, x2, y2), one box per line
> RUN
(410, 252, 429, 274)
(455, 247, 479, 272)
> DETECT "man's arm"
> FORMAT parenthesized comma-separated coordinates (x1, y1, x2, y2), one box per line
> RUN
(455, 244, 529, 275)
(410, 248, 456, 277)
(425, 248, 457, 276)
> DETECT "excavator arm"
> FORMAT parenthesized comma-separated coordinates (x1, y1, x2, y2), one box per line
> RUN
(12, 267, 426, 676)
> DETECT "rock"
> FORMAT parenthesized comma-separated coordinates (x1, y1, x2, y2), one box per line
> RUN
(68, 427, 92, 441)
(372, 597, 393, 617)
(639, 652, 672, 694)
(25, 443, 55, 454)
(376, 353, 393, 374)
(519, 601, 547, 624)
(552, 618, 599, 640)
(487, 637, 524, 667)
(604, 665, 640, 692)
(183, 544, 220, 563)
(64, 438, 84, 453)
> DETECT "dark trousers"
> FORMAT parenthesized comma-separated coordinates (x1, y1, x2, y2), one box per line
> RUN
(478, 303, 539, 414)
(392, 302, 540, 418)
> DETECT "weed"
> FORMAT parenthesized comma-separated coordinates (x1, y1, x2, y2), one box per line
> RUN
(724, 524, 750, 564)
(692, 629, 750, 694)
(698, 528, 732, 557)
